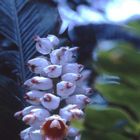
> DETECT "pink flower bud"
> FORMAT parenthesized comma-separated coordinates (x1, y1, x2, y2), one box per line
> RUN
(40, 93, 60, 110)
(41, 115, 68, 140)
(42, 65, 62, 78)
(24, 90, 46, 105)
(27, 57, 50, 74)
(50, 47, 77, 65)
(24, 76, 53, 90)
(47, 34, 59, 47)
(61, 73, 82, 84)
(57, 81, 76, 98)
(34, 36, 54, 55)
(59, 105, 84, 122)
(66, 95, 90, 109)
(62, 63, 83, 74)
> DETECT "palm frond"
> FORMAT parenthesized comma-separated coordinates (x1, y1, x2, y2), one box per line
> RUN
(0, 0, 61, 83)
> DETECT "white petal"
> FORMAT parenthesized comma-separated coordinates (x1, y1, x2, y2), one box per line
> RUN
(62, 63, 83, 74)
(20, 127, 33, 140)
(59, 104, 84, 122)
(50, 47, 76, 65)
(40, 93, 60, 110)
(22, 108, 50, 128)
(27, 57, 49, 74)
(24, 90, 46, 105)
(75, 86, 93, 96)
(24, 76, 53, 90)
(66, 95, 90, 109)
(62, 73, 82, 84)
(50, 120, 61, 129)
(22, 114, 36, 125)
(30, 130, 43, 140)
(35, 36, 54, 55)
(42, 65, 62, 78)
(57, 81, 76, 98)
(47, 34, 59, 47)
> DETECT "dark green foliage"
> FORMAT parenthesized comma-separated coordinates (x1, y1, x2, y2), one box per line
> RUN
(0, 0, 61, 83)
(0, 75, 26, 140)
(81, 42, 140, 140)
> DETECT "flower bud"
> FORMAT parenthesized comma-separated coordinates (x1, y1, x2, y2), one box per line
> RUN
(34, 36, 54, 55)
(79, 70, 91, 85)
(41, 115, 68, 140)
(22, 114, 36, 125)
(61, 73, 82, 84)
(14, 106, 37, 119)
(50, 47, 77, 65)
(23, 108, 50, 128)
(40, 93, 60, 110)
(20, 127, 43, 140)
(24, 76, 53, 90)
(47, 34, 59, 47)
(59, 105, 84, 122)
(66, 95, 90, 109)
(57, 81, 76, 98)
(42, 65, 62, 78)
(75, 86, 93, 96)
(27, 57, 50, 74)
(24, 90, 46, 105)
(62, 63, 83, 74)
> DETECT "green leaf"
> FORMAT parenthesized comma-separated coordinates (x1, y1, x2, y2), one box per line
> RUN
(84, 106, 134, 131)
(96, 43, 140, 86)
(95, 82, 140, 119)
(0, 0, 61, 82)
(71, 119, 84, 131)
(82, 130, 131, 140)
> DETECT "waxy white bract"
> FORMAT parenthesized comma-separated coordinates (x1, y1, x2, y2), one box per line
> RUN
(35, 36, 54, 55)
(57, 81, 76, 98)
(42, 65, 62, 78)
(62, 63, 83, 74)
(66, 94, 90, 109)
(27, 57, 49, 74)
(59, 104, 84, 122)
(24, 76, 53, 90)
(24, 90, 46, 105)
(47, 34, 60, 47)
(40, 93, 60, 110)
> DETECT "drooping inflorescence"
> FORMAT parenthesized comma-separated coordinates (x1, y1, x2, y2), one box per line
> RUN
(15, 35, 92, 140)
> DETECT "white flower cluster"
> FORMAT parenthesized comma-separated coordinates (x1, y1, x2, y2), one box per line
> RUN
(15, 35, 92, 140)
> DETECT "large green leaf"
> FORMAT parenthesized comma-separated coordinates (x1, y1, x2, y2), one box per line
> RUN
(95, 81, 140, 119)
(82, 130, 131, 140)
(84, 106, 134, 131)
(81, 106, 134, 140)
(0, 0, 61, 83)
(96, 43, 140, 86)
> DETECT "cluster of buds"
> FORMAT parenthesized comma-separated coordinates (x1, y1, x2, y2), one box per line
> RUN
(15, 35, 92, 140)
